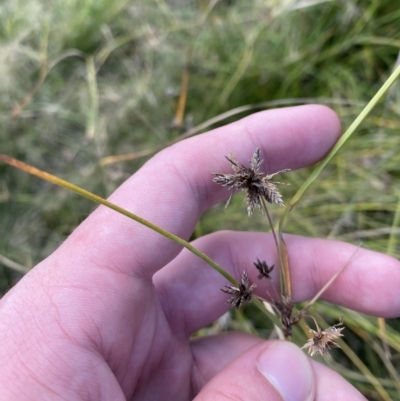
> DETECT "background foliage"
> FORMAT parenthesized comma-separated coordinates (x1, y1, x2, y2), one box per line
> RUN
(1, 0, 400, 399)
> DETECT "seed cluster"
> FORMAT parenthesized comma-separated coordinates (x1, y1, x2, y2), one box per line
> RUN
(221, 272, 256, 309)
(213, 147, 288, 216)
(302, 321, 345, 356)
(214, 147, 345, 356)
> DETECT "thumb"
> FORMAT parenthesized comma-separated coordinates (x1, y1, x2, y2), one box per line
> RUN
(194, 340, 314, 401)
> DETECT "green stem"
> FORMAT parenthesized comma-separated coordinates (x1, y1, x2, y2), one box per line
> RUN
(279, 64, 400, 233)
(261, 198, 279, 254)
(261, 197, 289, 297)
(0, 154, 237, 285)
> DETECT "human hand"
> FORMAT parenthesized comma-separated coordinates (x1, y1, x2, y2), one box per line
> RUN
(1, 105, 399, 401)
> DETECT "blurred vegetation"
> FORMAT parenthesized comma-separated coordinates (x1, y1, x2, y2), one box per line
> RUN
(1, 0, 400, 399)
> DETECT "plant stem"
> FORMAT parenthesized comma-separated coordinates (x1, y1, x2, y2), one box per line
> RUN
(0, 154, 237, 285)
(279, 63, 400, 233)
(261, 197, 279, 253)
(302, 243, 361, 313)
(261, 197, 291, 297)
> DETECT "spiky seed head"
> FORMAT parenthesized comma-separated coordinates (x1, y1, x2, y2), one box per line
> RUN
(221, 271, 256, 309)
(213, 147, 289, 216)
(302, 321, 345, 357)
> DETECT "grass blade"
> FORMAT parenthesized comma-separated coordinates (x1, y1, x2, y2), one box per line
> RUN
(279, 64, 400, 232)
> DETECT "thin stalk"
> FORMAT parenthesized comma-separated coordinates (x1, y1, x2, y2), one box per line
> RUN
(0, 253, 30, 274)
(305, 314, 321, 332)
(261, 197, 279, 254)
(278, 235, 291, 298)
(85, 55, 99, 140)
(279, 64, 400, 233)
(387, 192, 400, 256)
(261, 197, 290, 298)
(0, 154, 236, 285)
(301, 243, 361, 313)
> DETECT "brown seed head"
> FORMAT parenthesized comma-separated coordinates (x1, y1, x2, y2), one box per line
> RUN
(213, 147, 289, 216)
(254, 259, 274, 280)
(273, 295, 300, 337)
(302, 321, 345, 357)
(221, 271, 256, 309)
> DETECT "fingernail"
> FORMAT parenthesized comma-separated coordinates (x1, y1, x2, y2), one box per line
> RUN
(257, 341, 314, 401)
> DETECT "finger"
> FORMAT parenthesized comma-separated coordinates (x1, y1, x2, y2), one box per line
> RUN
(154, 231, 400, 335)
(191, 332, 265, 388)
(193, 340, 315, 401)
(191, 337, 367, 401)
(53, 105, 340, 279)
(310, 360, 368, 400)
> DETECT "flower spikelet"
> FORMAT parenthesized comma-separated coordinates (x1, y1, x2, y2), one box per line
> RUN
(273, 295, 300, 337)
(254, 259, 274, 280)
(221, 271, 256, 309)
(302, 321, 345, 357)
(213, 147, 289, 216)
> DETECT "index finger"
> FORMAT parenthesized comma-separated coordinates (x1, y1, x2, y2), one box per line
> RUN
(56, 105, 341, 278)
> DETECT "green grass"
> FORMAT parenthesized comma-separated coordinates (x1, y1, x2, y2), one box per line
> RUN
(1, 0, 400, 399)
